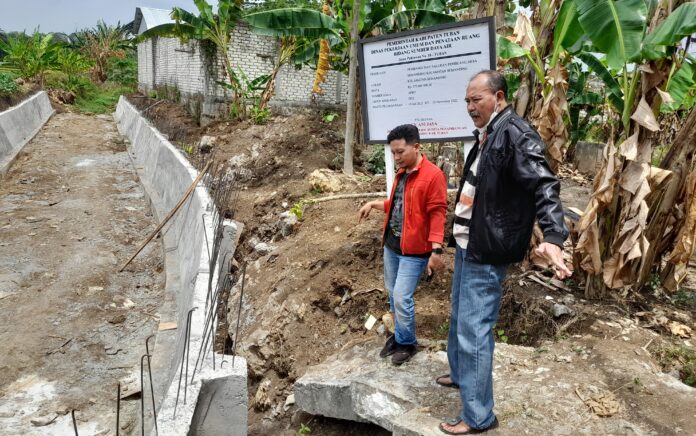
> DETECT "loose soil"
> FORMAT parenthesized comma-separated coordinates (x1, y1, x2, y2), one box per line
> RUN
(0, 112, 165, 434)
(132, 95, 695, 435)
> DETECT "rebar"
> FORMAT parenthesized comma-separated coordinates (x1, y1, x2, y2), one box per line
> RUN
(140, 354, 151, 436)
(116, 382, 120, 436)
(232, 263, 247, 367)
(71, 410, 78, 436)
(145, 335, 158, 436)
(173, 307, 197, 419)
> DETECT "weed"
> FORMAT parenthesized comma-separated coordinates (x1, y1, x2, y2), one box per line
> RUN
(290, 201, 306, 221)
(436, 321, 449, 339)
(182, 144, 194, 155)
(496, 329, 509, 344)
(673, 289, 696, 311)
(74, 82, 133, 114)
(322, 112, 338, 123)
(299, 423, 312, 435)
(250, 105, 271, 125)
(533, 346, 549, 355)
(367, 146, 386, 174)
(0, 73, 19, 96)
(647, 274, 662, 293)
(310, 186, 323, 195)
(653, 345, 696, 387)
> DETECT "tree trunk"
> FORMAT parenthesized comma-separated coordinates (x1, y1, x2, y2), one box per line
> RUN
(343, 0, 360, 176)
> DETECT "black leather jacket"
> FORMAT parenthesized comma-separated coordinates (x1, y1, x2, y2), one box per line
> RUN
(448, 106, 568, 264)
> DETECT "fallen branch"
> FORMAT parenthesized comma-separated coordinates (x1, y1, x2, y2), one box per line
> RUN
(304, 192, 387, 204)
(120, 161, 212, 272)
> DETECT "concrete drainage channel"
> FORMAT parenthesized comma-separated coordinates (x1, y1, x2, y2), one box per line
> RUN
(0, 91, 54, 174)
(114, 96, 248, 435)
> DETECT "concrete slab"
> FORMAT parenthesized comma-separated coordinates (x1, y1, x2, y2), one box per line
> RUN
(295, 338, 696, 435)
(114, 96, 247, 435)
(0, 91, 55, 175)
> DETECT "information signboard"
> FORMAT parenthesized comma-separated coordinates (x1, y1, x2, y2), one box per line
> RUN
(358, 18, 496, 144)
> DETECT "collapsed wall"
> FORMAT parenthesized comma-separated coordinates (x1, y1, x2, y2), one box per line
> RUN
(114, 96, 247, 435)
(0, 91, 54, 174)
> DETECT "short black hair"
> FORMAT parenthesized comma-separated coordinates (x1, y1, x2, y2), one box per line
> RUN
(387, 124, 420, 145)
(472, 70, 508, 100)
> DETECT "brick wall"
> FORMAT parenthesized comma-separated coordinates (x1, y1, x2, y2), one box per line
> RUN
(137, 22, 349, 113)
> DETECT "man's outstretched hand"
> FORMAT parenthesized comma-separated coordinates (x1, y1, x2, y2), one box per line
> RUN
(534, 242, 572, 279)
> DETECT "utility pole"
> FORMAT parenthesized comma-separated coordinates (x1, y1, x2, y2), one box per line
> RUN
(343, 0, 360, 176)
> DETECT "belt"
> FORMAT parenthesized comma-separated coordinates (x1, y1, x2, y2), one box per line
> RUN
(454, 216, 470, 227)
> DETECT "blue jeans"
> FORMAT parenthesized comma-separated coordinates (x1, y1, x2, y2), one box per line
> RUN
(383, 246, 428, 346)
(447, 246, 508, 429)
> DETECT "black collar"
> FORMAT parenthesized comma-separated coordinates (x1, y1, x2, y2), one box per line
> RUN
(473, 106, 514, 141)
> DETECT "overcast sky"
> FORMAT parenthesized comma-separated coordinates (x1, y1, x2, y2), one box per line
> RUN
(0, 0, 217, 34)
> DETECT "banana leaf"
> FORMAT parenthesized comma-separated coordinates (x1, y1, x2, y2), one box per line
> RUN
(576, 51, 624, 112)
(642, 3, 696, 61)
(574, 0, 647, 70)
(663, 61, 696, 113)
(553, 1, 583, 54)
(372, 9, 454, 34)
(496, 35, 527, 60)
(245, 8, 341, 39)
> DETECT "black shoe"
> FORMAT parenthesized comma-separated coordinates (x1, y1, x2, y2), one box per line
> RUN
(379, 335, 397, 358)
(391, 343, 417, 365)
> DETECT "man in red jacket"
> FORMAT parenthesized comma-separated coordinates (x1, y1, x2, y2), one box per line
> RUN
(358, 124, 448, 365)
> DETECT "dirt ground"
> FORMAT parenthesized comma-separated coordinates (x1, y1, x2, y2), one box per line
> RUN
(132, 95, 696, 435)
(0, 112, 165, 434)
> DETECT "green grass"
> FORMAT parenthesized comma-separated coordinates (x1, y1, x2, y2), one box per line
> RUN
(654, 345, 696, 387)
(74, 82, 134, 114)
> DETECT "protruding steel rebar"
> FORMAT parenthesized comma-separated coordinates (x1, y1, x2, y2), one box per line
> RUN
(116, 382, 121, 436)
(173, 307, 197, 418)
(140, 354, 151, 436)
(232, 263, 247, 367)
(71, 409, 78, 436)
(145, 335, 158, 436)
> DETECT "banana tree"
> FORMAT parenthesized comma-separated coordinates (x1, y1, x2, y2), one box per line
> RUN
(496, 1, 582, 171)
(138, 0, 246, 118)
(570, 1, 696, 297)
(0, 31, 59, 86)
(80, 20, 131, 82)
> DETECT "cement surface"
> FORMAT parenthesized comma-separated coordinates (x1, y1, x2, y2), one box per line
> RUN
(115, 97, 247, 435)
(0, 91, 54, 175)
(0, 112, 166, 434)
(295, 337, 696, 435)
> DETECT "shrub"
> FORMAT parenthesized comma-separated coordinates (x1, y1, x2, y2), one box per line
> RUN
(0, 72, 19, 96)
(367, 146, 386, 174)
(107, 54, 137, 87)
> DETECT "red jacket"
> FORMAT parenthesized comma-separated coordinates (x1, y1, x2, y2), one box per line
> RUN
(382, 155, 448, 255)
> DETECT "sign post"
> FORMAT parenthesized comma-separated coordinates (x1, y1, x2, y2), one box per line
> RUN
(358, 17, 496, 193)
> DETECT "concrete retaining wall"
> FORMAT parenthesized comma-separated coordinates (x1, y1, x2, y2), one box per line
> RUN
(0, 91, 55, 175)
(114, 96, 247, 435)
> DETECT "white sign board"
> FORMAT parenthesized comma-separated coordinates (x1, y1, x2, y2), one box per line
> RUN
(359, 18, 496, 143)
(686, 34, 696, 58)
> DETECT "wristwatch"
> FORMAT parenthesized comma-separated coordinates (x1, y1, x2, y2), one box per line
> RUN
(432, 247, 444, 255)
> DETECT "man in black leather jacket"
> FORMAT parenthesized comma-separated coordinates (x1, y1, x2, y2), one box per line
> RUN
(437, 70, 572, 435)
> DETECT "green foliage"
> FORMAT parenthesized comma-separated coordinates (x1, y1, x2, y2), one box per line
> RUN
(290, 200, 307, 220)
(0, 31, 59, 85)
(574, 0, 647, 70)
(107, 53, 137, 86)
(673, 289, 696, 312)
(73, 82, 131, 114)
(654, 345, 696, 387)
(495, 328, 509, 344)
(367, 146, 386, 174)
(321, 112, 338, 123)
(646, 273, 662, 293)
(246, 0, 322, 13)
(435, 321, 449, 339)
(0, 72, 19, 96)
(182, 143, 194, 155)
(299, 422, 312, 435)
(250, 105, 271, 124)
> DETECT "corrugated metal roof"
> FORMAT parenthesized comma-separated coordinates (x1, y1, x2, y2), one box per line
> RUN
(133, 7, 174, 35)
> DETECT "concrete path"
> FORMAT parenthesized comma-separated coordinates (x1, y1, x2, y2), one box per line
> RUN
(0, 113, 166, 434)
